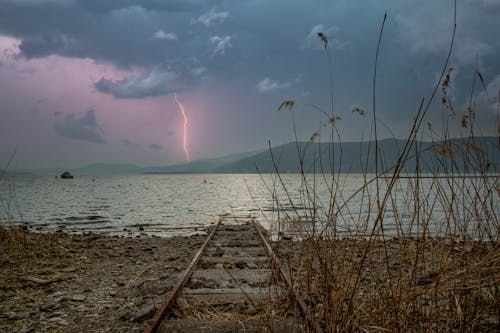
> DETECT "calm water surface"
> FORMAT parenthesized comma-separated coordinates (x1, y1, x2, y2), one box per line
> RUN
(1, 173, 497, 238)
(1, 174, 276, 236)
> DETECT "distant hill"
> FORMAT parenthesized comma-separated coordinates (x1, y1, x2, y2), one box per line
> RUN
(72, 163, 141, 175)
(21, 137, 498, 175)
(24, 163, 142, 175)
(215, 137, 498, 174)
(141, 148, 265, 174)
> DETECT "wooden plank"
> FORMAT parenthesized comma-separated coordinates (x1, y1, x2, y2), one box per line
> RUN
(159, 318, 304, 333)
(181, 287, 285, 304)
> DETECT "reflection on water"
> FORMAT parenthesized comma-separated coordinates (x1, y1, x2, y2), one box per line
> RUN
(1, 174, 275, 236)
(1, 173, 497, 238)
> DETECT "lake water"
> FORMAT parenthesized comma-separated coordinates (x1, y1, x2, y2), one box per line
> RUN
(1, 173, 497, 238)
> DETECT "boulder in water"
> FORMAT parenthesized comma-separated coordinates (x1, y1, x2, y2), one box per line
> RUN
(60, 171, 74, 179)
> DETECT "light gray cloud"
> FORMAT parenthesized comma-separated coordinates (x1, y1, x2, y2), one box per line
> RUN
(394, 7, 493, 68)
(94, 69, 180, 98)
(474, 73, 500, 113)
(466, 0, 500, 13)
(152, 29, 177, 40)
(191, 66, 207, 76)
(303, 24, 343, 50)
(209, 35, 233, 56)
(53, 108, 105, 144)
(454, 38, 492, 66)
(256, 77, 299, 93)
(192, 8, 229, 26)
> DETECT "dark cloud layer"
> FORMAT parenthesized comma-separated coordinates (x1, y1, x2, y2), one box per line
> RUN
(53, 108, 105, 144)
(77, 0, 219, 13)
(149, 143, 163, 150)
(2, 0, 498, 96)
(94, 69, 182, 98)
(0, 0, 498, 169)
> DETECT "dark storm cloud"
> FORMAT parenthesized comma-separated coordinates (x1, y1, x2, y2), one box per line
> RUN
(121, 139, 139, 147)
(53, 108, 105, 144)
(76, 0, 219, 13)
(19, 33, 76, 58)
(0, 0, 209, 67)
(0, 0, 358, 86)
(149, 143, 163, 150)
(0, 0, 498, 121)
(94, 69, 182, 98)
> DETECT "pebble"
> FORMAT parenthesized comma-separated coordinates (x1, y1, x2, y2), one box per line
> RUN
(47, 311, 64, 318)
(176, 297, 189, 310)
(6, 312, 21, 320)
(18, 327, 35, 333)
(48, 317, 68, 325)
(214, 247, 224, 257)
(131, 280, 145, 288)
(51, 291, 67, 298)
(244, 305, 259, 316)
(39, 299, 63, 312)
(235, 261, 247, 269)
(118, 310, 134, 321)
(70, 294, 86, 302)
(205, 280, 218, 289)
(131, 304, 156, 322)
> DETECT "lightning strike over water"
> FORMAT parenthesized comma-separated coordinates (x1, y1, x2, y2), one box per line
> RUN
(174, 93, 191, 162)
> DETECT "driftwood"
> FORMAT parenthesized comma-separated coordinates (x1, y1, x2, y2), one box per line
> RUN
(21, 274, 71, 285)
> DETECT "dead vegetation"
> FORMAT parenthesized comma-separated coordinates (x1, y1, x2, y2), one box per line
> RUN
(265, 2, 499, 331)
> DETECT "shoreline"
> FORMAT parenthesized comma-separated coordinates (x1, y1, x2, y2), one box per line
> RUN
(0, 226, 205, 332)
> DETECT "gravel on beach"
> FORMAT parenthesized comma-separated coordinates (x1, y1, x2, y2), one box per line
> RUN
(0, 227, 204, 333)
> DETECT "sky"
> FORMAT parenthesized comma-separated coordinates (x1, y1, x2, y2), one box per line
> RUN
(0, 0, 499, 169)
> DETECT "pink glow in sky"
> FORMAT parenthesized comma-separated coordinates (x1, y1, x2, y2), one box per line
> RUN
(0, 35, 203, 168)
(0, 1, 498, 170)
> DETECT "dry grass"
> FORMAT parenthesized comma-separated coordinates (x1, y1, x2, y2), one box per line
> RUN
(0, 225, 58, 259)
(265, 3, 500, 331)
(273, 237, 499, 332)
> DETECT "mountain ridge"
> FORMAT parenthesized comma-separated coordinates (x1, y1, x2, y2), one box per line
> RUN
(16, 137, 498, 175)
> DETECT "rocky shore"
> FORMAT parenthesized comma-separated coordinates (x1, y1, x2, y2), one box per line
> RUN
(2, 227, 498, 332)
(0, 227, 205, 332)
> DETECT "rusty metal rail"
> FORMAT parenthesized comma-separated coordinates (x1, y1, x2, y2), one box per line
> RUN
(251, 218, 323, 333)
(144, 217, 322, 333)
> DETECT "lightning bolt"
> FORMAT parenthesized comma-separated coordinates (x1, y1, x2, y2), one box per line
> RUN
(174, 93, 191, 162)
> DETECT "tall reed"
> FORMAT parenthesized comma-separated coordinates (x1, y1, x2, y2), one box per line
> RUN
(265, 2, 499, 331)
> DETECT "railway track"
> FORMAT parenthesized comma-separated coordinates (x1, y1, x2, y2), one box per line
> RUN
(144, 216, 321, 333)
